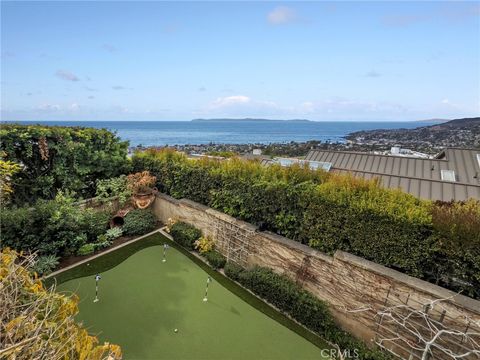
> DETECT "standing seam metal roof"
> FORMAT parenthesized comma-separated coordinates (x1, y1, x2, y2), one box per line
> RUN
(304, 148, 480, 201)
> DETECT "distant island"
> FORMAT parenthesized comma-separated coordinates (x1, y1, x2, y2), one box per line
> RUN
(346, 117, 480, 151)
(191, 118, 311, 122)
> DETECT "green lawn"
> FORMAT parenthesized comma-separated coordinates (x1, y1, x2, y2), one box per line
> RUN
(55, 233, 330, 360)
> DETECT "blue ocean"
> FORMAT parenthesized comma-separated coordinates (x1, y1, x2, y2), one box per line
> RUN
(3, 120, 437, 146)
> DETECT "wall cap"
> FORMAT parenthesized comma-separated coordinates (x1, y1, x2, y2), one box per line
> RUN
(335, 251, 480, 314)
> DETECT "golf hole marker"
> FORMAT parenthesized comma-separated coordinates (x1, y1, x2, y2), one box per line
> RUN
(203, 276, 212, 302)
(162, 243, 169, 262)
(94, 274, 101, 303)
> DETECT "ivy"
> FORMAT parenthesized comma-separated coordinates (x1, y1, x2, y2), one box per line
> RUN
(0, 124, 131, 205)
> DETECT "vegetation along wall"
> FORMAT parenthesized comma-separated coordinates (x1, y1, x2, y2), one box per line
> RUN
(153, 193, 480, 359)
(133, 149, 480, 299)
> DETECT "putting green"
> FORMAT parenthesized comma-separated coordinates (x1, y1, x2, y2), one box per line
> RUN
(56, 234, 330, 360)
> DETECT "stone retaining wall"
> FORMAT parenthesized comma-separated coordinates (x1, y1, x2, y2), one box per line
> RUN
(153, 193, 480, 359)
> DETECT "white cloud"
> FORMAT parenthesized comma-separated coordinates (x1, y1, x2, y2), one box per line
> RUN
(38, 103, 61, 111)
(210, 95, 251, 109)
(70, 103, 80, 111)
(267, 6, 297, 25)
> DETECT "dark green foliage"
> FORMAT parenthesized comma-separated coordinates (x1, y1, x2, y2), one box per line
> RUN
(226, 265, 389, 360)
(133, 149, 480, 298)
(224, 262, 244, 281)
(169, 221, 202, 249)
(122, 209, 157, 236)
(31, 254, 60, 275)
(204, 250, 226, 269)
(0, 124, 130, 205)
(77, 243, 95, 256)
(0, 193, 110, 257)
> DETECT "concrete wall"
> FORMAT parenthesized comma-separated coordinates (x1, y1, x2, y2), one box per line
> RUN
(153, 193, 480, 358)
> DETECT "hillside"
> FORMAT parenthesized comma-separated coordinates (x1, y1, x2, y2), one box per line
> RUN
(346, 117, 480, 150)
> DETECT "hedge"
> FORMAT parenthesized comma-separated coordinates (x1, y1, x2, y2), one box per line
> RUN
(224, 264, 390, 360)
(122, 209, 157, 236)
(133, 149, 480, 298)
(0, 124, 130, 205)
(169, 221, 202, 249)
(205, 250, 226, 269)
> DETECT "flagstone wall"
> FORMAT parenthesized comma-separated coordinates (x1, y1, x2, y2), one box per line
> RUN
(153, 193, 480, 358)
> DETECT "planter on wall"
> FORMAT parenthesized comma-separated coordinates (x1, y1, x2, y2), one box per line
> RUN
(132, 187, 158, 209)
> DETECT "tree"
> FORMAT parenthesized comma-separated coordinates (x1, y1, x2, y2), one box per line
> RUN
(0, 249, 122, 359)
(0, 124, 131, 205)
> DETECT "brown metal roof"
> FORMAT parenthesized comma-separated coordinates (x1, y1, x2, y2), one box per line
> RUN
(305, 148, 480, 201)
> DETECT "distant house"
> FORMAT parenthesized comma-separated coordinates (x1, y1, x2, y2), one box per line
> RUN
(303, 148, 480, 202)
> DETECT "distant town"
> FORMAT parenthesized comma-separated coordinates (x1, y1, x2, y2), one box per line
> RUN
(132, 117, 480, 159)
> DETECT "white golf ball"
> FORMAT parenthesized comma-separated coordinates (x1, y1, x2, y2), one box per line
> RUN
(174, 329, 178, 333)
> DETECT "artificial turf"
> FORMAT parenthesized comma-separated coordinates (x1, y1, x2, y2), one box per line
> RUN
(54, 233, 331, 360)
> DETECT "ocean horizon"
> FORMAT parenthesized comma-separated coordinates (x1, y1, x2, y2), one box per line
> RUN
(3, 120, 440, 147)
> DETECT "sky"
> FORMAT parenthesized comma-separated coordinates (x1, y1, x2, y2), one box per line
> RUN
(1, 1, 479, 121)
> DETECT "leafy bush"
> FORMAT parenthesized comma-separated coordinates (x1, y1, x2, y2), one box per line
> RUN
(204, 250, 226, 269)
(105, 227, 123, 241)
(226, 264, 389, 360)
(169, 221, 202, 249)
(224, 262, 244, 281)
(94, 234, 112, 250)
(194, 236, 214, 254)
(122, 209, 157, 236)
(1, 249, 122, 359)
(132, 149, 480, 298)
(0, 154, 21, 205)
(0, 124, 131, 205)
(0, 192, 111, 257)
(96, 175, 132, 206)
(77, 243, 96, 256)
(31, 254, 60, 275)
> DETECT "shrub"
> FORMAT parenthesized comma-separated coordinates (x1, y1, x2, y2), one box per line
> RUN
(96, 175, 132, 206)
(204, 250, 226, 269)
(0, 192, 110, 257)
(122, 209, 157, 236)
(105, 227, 123, 241)
(132, 148, 480, 298)
(224, 262, 244, 281)
(31, 254, 60, 276)
(1, 249, 122, 359)
(127, 171, 156, 194)
(94, 234, 112, 250)
(169, 221, 202, 249)
(225, 264, 389, 360)
(77, 243, 95, 256)
(194, 236, 215, 254)
(0, 155, 21, 205)
(0, 124, 130, 205)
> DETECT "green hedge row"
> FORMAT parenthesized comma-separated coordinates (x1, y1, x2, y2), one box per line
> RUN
(169, 221, 202, 249)
(133, 149, 480, 298)
(224, 264, 390, 360)
(122, 209, 157, 236)
(0, 124, 130, 205)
